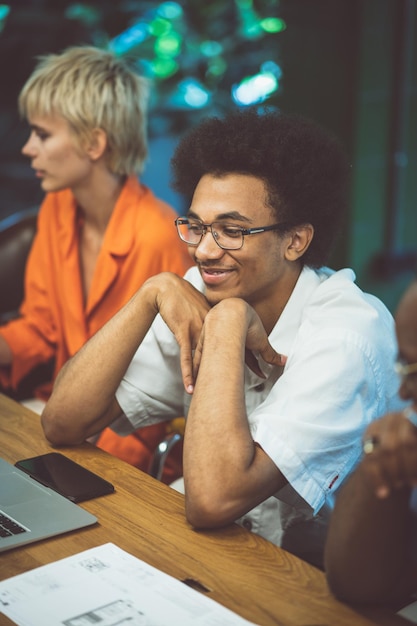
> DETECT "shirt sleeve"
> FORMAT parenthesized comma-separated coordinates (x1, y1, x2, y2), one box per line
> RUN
(112, 269, 202, 434)
(252, 325, 400, 514)
(113, 314, 187, 434)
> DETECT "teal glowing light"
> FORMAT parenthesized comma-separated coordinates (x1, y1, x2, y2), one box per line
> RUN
(0, 4, 10, 20)
(175, 79, 210, 109)
(0, 3, 9, 32)
(157, 2, 183, 20)
(200, 40, 223, 57)
(232, 72, 278, 106)
(261, 60, 282, 80)
(235, 0, 262, 39)
(260, 17, 286, 33)
(64, 3, 99, 25)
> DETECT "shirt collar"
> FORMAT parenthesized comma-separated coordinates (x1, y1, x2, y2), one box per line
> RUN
(268, 266, 331, 355)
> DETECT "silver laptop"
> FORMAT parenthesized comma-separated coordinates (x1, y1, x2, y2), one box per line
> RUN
(0, 457, 97, 552)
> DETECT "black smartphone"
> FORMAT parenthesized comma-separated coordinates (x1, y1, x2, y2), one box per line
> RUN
(15, 452, 115, 502)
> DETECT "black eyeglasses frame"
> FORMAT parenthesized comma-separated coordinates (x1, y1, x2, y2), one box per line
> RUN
(174, 217, 292, 251)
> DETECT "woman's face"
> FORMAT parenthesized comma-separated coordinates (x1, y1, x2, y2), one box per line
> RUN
(21, 114, 93, 194)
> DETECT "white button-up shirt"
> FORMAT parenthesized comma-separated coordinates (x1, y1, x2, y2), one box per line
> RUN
(113, 266, 403, 565)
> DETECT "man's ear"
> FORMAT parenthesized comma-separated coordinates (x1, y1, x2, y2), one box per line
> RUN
(284, 224, 314, 261)
(85, 128, 107, 162)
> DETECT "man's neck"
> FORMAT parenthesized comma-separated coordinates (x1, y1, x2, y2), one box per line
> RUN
(256, 265, 303, 335)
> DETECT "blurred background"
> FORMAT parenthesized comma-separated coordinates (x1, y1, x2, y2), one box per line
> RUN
(0, 0, 416, 311)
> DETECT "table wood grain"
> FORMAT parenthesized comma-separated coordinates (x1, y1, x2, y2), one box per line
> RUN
(0, 393, 410, 626)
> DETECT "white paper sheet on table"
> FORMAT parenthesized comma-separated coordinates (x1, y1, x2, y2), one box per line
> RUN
(0, 542, 257, 626)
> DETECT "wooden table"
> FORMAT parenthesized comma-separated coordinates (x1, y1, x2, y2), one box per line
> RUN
(0, 393, 411, 626)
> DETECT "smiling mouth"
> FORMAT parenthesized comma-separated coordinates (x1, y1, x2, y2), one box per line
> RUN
(199, 266, 235, 286)
(203, 268, 229, 274)
(199, 265, 233, 274)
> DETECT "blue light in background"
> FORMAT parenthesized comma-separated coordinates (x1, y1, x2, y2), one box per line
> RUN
(109, 22, 149, 55)
(261, 60, 282, 80)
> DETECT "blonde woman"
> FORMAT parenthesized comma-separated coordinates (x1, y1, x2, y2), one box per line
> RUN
(0, 46, 192, 481)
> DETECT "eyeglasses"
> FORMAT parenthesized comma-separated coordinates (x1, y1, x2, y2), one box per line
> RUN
(174, 217, 291, 251)
(394, 358, 417, 379)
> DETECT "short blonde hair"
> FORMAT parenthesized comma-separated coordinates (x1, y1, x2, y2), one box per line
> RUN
(18, 46, 150, 175)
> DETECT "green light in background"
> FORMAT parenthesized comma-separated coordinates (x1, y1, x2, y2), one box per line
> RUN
(155, 32, 182, 57)
(235, 0, 253, 9)
(149, 17, 171, 37)
(151, 57, 179, 79)
(260, 17, 286, 33)
(206, 57, 227, 79)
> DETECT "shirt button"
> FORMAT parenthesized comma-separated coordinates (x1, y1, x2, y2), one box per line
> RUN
(242, 518, 253, 531)
(254, 383, 265, 392)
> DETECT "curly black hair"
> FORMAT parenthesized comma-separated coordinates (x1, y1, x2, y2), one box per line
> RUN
(170, 108, 351, 268)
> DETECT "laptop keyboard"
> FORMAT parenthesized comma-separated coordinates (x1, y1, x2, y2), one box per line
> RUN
(0, 512, 27, 537)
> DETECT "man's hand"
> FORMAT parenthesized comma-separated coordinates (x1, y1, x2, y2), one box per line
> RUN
(150, 273, 211, 391)
(244, 302, 287, 371)
(42, 272, 210, 444)
(192, 298, 286, 381)
(361, 410, 417, 498)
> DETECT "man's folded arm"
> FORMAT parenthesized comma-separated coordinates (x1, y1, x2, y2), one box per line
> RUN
(41, 282, 159, 445)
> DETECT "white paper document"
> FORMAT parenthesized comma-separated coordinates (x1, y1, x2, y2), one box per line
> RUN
(0, 543, 257, 626)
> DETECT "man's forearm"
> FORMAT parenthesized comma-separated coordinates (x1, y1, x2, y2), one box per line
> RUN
(184, 301, 284, 528)
(325, 465, 412, 604)
(42, 282, 158, 444)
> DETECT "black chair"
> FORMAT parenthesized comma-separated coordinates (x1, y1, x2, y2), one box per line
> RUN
(0, 206, 54, 400)
(0, 206, 38, 324)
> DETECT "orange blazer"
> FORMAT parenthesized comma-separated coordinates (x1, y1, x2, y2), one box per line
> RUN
(0, 175, 192, 394)
(0, 176, 192, 482)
